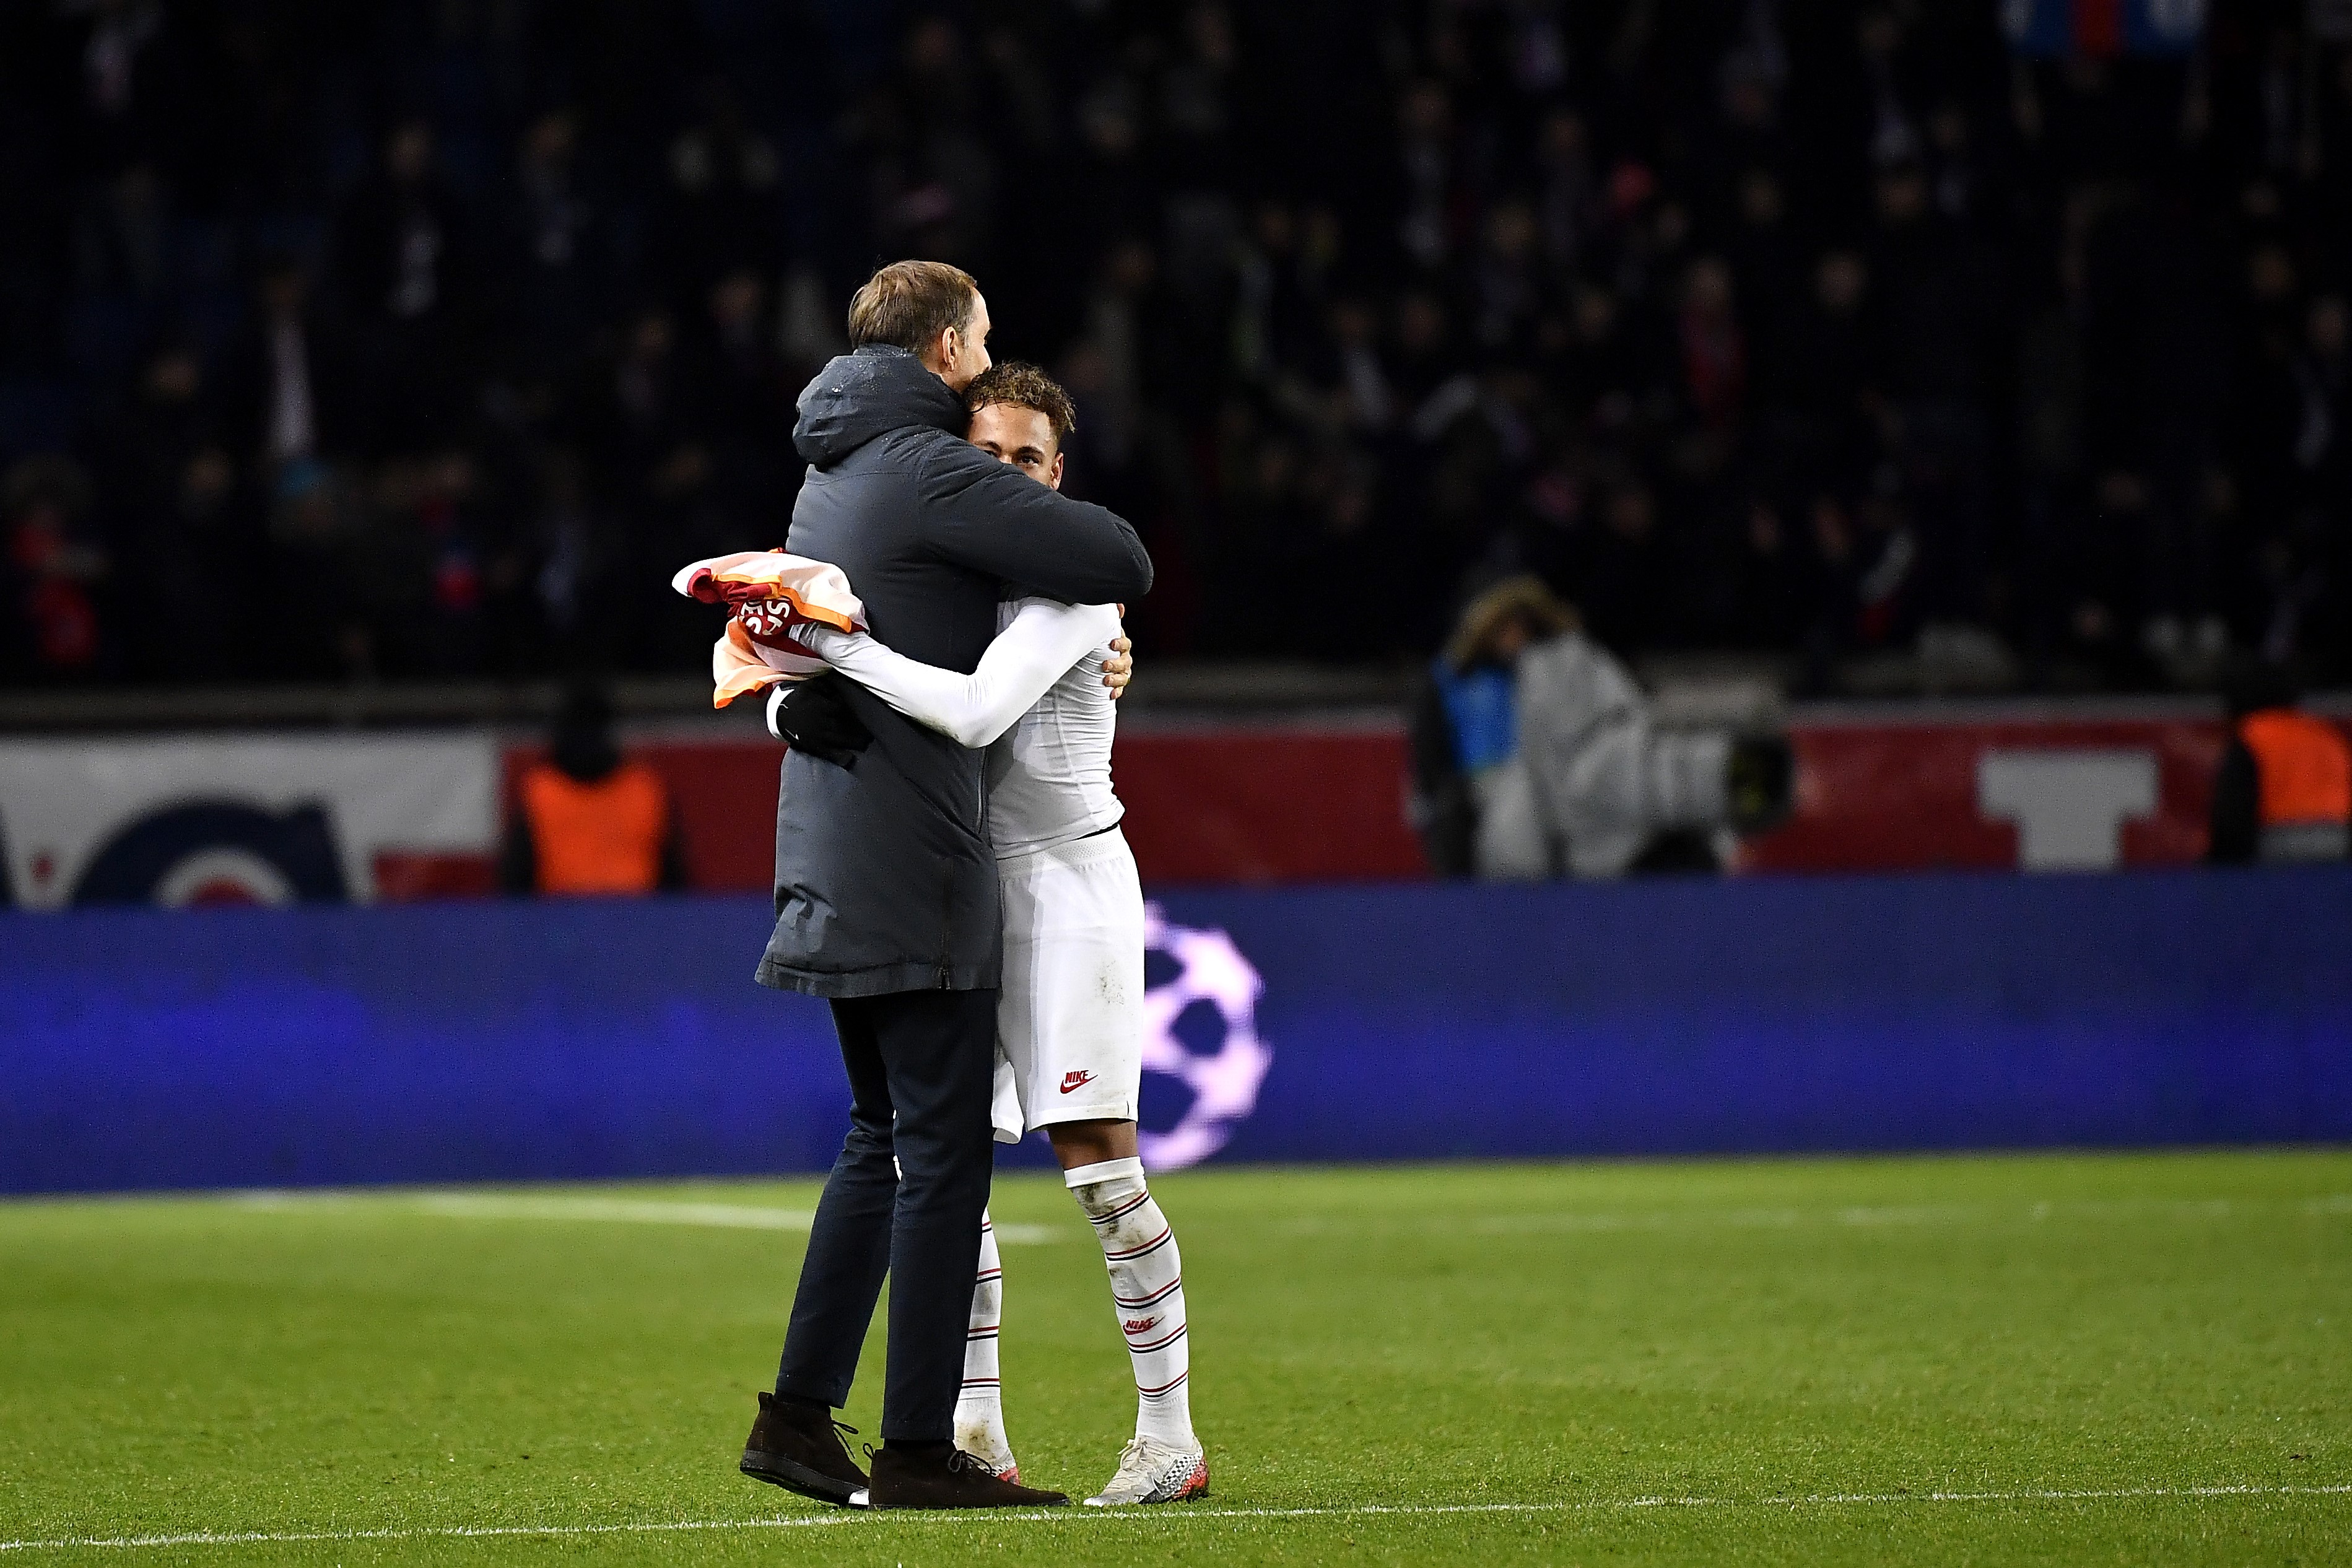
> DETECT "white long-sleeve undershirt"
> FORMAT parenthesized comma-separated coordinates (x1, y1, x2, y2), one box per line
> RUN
(783, 599, 1120, 749)
(773, 597, 1126, 858)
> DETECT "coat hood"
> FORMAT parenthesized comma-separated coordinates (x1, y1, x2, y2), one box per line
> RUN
(792, 345, 968, 467)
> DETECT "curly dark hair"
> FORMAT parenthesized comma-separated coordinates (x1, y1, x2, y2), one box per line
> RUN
(964, 361, 1077, 445)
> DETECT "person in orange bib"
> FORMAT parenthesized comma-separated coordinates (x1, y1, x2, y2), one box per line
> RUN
(502, 682, 689, 895)
(2208, 661, 2352, 865)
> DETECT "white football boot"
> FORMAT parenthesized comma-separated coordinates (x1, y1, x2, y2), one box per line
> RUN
(1083, 1436, 1209, 1506)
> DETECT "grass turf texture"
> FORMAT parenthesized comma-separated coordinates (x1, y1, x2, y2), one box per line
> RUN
(1, 1151, 2346, 1566)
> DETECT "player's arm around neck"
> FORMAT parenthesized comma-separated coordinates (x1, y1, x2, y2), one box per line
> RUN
(804, 601, 1121, 749)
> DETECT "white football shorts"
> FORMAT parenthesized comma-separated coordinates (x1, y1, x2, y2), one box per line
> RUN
(990, 827, 1146, 1143)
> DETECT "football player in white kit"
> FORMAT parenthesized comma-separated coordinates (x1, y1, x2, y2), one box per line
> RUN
(769, 362, 1207, 1507)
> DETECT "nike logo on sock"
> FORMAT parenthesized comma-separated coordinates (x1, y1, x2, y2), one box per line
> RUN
(1060, 1071, 1095, 1094)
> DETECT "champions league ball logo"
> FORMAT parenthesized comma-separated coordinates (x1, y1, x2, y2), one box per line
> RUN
(1138, 904, 1272, 1171)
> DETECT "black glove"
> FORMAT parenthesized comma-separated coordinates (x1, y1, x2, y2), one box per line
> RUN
(770, 674, 874, 770)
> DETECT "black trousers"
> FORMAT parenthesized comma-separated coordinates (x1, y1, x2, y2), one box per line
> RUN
(773, 987, 998, 1442)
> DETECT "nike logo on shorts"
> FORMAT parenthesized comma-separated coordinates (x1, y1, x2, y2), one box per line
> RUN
(1060, 1070, 1095, 1094)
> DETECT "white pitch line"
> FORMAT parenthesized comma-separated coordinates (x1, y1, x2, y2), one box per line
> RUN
(413, 1195, 819, 1230)
(228, 1191, 1063, 1245)
(4, 1484, 2345, 1553)
(1455, 1192, 2352, 1238)
(228, 1188, 2352, 1247)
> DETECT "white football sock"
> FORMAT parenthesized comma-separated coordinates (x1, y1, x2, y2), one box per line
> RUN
(1065, 1157, 1196, 1449)
(952, 1208, 1013, 1467)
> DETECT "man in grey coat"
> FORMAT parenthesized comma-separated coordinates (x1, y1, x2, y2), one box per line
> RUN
(737, 261, 1152, 1510)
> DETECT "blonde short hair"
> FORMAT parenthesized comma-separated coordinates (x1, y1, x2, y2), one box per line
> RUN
(845, 260, 979, 354)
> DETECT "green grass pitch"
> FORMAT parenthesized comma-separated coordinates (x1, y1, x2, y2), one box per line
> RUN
(2, 1149, 2348, 1565)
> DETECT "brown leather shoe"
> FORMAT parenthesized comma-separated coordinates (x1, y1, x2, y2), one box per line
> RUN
(739, 1392, 869, 1507)
(867, 1445, 1069, 1509)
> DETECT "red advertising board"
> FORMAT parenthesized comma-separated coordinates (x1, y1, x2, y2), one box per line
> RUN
(1112, 723, 1428, 884)
(1738, 708, 2235, 874)
(559, 722, 1432, 892)
(6, 700, 2341, 907)
(619, 703, 2345, 887)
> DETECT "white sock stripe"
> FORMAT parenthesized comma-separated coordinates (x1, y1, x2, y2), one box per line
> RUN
(1086, 1193, 1155, 1229)
(1113, 1276, 1183, 1309)
(1063, 1156, 1146, 1189)
(1136, 1370, 1189, 1398)
(1125, 1324, 1188, 1354)
(1104, 1226, 1174, 1261)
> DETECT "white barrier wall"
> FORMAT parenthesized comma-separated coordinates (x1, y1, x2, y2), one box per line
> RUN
(0, 735, 498, 907)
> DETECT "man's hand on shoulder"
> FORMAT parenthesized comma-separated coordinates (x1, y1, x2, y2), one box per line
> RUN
(1104, 635, 1133, 699)
(921, 441, 1153, 606)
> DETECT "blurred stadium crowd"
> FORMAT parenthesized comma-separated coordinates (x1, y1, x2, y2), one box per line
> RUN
(2, 0, 2349, 692)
